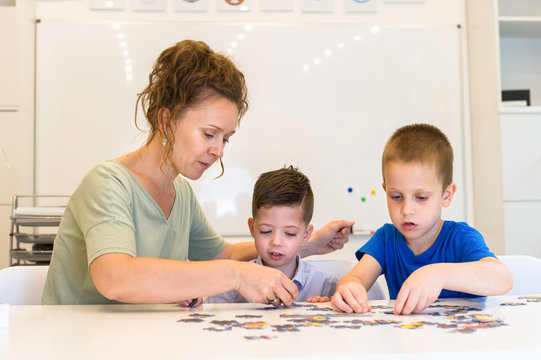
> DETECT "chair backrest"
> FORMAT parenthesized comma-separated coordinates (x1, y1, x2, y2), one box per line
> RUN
(307, 260, 389, 300)
(497, 255, 541, 295)
(0, 266, 49, 305)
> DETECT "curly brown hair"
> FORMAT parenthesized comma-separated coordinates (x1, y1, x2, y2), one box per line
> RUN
(135, 40, 249, 175)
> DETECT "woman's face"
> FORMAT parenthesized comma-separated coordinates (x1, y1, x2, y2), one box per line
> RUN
(170, 96, 238, 180)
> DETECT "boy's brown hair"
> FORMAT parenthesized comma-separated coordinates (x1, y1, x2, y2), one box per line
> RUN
(382, 123, 453, 190)
(252, 166, 314, 225)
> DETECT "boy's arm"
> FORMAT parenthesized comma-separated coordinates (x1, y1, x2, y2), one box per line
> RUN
(394, 257, 513, 315)
(331, 254, 382, 313)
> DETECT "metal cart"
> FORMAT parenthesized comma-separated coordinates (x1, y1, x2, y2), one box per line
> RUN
(9, 195, 70, 266)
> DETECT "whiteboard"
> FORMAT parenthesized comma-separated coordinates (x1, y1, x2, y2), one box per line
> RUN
(36, 21, 466, 235)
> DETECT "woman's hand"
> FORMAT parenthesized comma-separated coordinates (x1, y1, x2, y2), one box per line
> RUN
(235, 262, 299, 306)
(299, 220, 355, 257)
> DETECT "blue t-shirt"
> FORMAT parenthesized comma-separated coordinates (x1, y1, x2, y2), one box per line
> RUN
(356, 221, 495, 300)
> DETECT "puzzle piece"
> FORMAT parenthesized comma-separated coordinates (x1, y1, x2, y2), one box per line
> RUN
(177, 318, 204, 323)
(500, 302, 526, 306)
(242, 321, 270, 330)
(244, 335, 277, 340)
(272, 324, 300, 332)
(519, 296, 541, 302)
(189, 313, 215, 318)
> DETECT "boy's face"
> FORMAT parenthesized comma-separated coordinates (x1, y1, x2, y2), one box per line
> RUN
(383, 161, 455, 250)
(248, 205, 313, 275)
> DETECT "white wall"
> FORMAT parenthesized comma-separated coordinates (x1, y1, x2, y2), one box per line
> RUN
(0, 1, 37, 268)
(1, 0, 478, 268)
(36, 0, 463, 24)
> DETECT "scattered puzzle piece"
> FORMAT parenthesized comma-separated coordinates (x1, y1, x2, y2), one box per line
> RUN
(177, 318, 204, 323)
(242, 321, 270, 330)
(519, 296, 541, 302)
(189, 313, 215, 318)
(272, 324, 300, 332)
(177, 301, 512, 339)
(500, 302, 526, 306)
(244, 335, 277, 340)
(203, 326, 232, 332)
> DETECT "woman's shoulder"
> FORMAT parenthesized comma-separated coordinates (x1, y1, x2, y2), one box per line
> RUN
(83, 160, 133, 181)
(74, 160, 137, 195)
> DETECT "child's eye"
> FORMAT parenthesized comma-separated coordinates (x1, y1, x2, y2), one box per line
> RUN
(204, 132, 215, 139)
(416, 195, 428, 201)
(285, 232, 297, 237)
(223, 137, 230, 144)
(259, 230, 271, 235)
(390, 194, 402, 200)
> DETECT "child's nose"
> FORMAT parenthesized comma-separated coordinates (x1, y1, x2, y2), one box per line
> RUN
(270, 234, 282, 246)
(401, 200, 414, 216)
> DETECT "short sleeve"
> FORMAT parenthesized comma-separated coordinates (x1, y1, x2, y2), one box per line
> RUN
(455, 223, 495, 262)
(69, 164, 138, 265)
(356, 225, 388, 274)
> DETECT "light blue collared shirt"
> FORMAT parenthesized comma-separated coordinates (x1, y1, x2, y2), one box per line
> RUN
(205, 255, 338, 303)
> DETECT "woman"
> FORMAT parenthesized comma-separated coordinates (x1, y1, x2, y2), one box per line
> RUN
(42, 40, 354, 305)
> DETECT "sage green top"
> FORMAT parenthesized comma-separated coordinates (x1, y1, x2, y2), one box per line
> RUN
(42, 161, 225, 304)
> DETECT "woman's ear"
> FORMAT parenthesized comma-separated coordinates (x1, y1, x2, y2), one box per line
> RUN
(442, 182, 457, 207)
(159, 108, 172, 137)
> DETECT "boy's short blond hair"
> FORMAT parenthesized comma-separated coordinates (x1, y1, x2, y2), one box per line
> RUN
(382, 123, 453, 190)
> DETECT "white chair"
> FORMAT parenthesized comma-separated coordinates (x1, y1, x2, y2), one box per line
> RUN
(497, 255, 541, 295)
(0, 265, 49, 305)
(307, 260, 389, 300)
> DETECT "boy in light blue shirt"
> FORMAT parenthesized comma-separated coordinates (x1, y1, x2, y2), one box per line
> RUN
(331, 124, 513, 315)
(206, 166, 347, 304)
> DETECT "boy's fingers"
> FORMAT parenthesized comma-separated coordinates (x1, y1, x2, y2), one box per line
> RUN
(340, 288, 366, 313)
(397, 289, 419, 315)
(351, 287, 371, 313)
(394, 287, 409, 314)
(331, 293, 353, 313)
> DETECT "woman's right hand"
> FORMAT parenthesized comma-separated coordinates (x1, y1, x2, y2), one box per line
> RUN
(234, 262, 298, 306)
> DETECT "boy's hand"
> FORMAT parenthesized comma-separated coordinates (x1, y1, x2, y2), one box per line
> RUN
(394, 265, 442, 315)
(331, 279, 372, 313)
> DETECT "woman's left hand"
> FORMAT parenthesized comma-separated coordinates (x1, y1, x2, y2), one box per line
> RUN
(300, 220, 355, 257)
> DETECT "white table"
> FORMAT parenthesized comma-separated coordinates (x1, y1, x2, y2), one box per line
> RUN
(1, 295, 540, 360)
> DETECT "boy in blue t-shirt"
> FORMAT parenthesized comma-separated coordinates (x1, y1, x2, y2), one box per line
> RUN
(331, 124, 513, 315)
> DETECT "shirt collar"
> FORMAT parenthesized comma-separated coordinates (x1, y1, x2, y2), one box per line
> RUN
(255, 254, 308, 290)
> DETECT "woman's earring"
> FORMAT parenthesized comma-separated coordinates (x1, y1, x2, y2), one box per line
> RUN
(162, 137, 167, 147)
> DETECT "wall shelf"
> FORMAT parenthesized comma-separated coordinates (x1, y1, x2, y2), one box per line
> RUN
(500, 106, 541, 114)
(499, 17, 541, 38)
